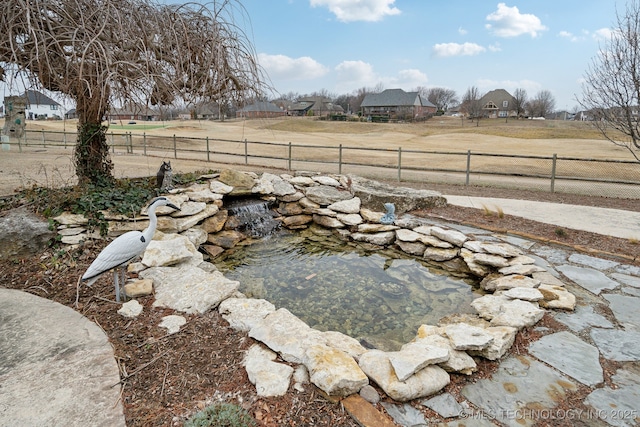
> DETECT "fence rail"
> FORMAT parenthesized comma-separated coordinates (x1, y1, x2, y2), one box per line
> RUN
(4, 128, 640, 199)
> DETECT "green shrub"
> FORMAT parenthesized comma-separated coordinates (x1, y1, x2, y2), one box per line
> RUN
(184, 402, 256, 427)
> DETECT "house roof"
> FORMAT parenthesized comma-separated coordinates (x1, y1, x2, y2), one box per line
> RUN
(239, 101, 283, 113)
(480, 89, 515, 109)
(21, 90, 61, 107)
(360, 89, 435, 108)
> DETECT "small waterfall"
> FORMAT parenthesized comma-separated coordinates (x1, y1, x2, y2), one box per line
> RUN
(226, 198, 280, 238)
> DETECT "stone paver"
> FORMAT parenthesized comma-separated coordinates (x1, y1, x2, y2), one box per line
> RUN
(528, 331, 603, 386)
(590, 328, 640, 362)
(602, 294, 640, 328)
(552, 304, 614, 332)
(556, 265, 619, 294)
(461, 355, 577, 427)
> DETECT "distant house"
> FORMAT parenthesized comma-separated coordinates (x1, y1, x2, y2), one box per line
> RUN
(22, 90, 63, 120)
(286, 96, 344, 117)
(479, 89, 517, 119)
(360, 89, 436, 121)
(236, 101, 285, 119)
(108, 103, 159, 122)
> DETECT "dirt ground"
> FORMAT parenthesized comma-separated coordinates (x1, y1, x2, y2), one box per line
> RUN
(1, 117, 640, 426)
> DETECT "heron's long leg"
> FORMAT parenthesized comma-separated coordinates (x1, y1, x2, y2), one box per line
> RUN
(120, 267, 127, 301)
(114, 269, 120, 303)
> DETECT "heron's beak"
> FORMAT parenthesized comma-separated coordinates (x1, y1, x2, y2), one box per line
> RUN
(167, 203, 180, 211)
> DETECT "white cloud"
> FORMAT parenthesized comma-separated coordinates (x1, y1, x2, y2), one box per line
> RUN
(458, 27, 468, 35)
(593, 27, 613, 40)
(310, 0, 400, 22)
(391, 69, 429, 88)
(485, 3, 547, 38)
(432, 42, 487, 57)
(335, 60, 378, 86)
(258, 53, 329, 80)
(559, 31, 583, 42)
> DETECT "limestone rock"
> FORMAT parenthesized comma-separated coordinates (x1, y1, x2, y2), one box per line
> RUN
(305, 185, 353, 206)
(206, 230, 246, 248)
(124, 279, 153, 298)
(244, 344, 293, 397)
(351, 231, 396, 246)
(159, 315, 186, 334)
(328, 197, 361, 214)
(481, 274, 540, 292)
(396, 240, 426, 256)
(350, 176, 447, 213)
(141, 233, 198, 267)
(499, 263, 546, 276)
(118, 300, 143, 318)
(180, 228, 208, 247)
(141, 265, 239, 314)
(312, 214, 344, 228)
(1, 207, 55, 257)
(408, 334, 477, 375)
(313, 175, 341, 186)
(538, 284, 576, 310)
(503, 287, 544, 302)
(219, 169, 255, 196)
(170, 201, 206, 217)
(174, 204, 219, 232)
(304, 344, 369, 397)
(430, 226, 468, 247)
(201, 210, 228, 234)
(321, 331, 368, 360)
(423, 247, 459, 262)
(282, 214, 313, 228)
(210, 180, 234, 194)
(356, 223, 399, 233)
(388, 344, 449, 382)
(249, 308, 321, 364)
(468, 326, 517, 360)
(218, 298, 276, 332)
(336, 213, 363, 226)
(444, 323, 494, 351)
(472, 295, 545, 328)
(53, 212, 88, 226)
(359, 350, 450, 402)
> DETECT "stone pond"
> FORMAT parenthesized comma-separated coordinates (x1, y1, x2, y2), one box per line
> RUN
(53, 170, 576, 403)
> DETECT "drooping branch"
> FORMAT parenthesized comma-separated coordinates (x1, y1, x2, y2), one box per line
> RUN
(0, 0, 268, 184)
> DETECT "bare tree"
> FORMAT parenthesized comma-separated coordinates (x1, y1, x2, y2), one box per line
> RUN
(0, 0, 266, 185)
(461, 86, 483, 126)
(527, 90, 556, 118)
(579, 0, 640, 161)
(513, 88, 528, 117)
(421, 87, 458, 112)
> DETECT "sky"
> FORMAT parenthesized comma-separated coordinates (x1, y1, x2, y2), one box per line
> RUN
(240, 0, 622, 110)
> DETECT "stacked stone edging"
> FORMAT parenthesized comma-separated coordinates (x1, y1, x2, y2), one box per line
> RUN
(54, 170, 576, 403)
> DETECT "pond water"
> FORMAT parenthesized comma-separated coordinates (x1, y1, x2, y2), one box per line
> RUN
(214, 227, 482, 350)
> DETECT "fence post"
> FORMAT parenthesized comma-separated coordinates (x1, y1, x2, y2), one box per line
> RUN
(244, 139, 248, 164)
(173, 134, 177, 158)
(551, 153, 557, 193)
(111, 131, 114, 153)
(288, 142, 292, 171)
(206, 136, 210, 162)
(41, 130, 46, 147)
(465, 150, 471, 186)
(63, 130, 67, 149)
(338, 144, 343, 174)
(397, 147, 402, 181)
(128, 132, 133, 153)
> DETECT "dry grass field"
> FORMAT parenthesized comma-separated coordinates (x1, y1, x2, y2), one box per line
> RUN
(0, 116, 636, 196)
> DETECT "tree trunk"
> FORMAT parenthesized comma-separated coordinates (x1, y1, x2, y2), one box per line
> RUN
(73, 94, 114, 186)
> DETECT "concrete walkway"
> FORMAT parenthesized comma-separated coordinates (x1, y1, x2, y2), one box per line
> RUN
(445, 195, 640, 240)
